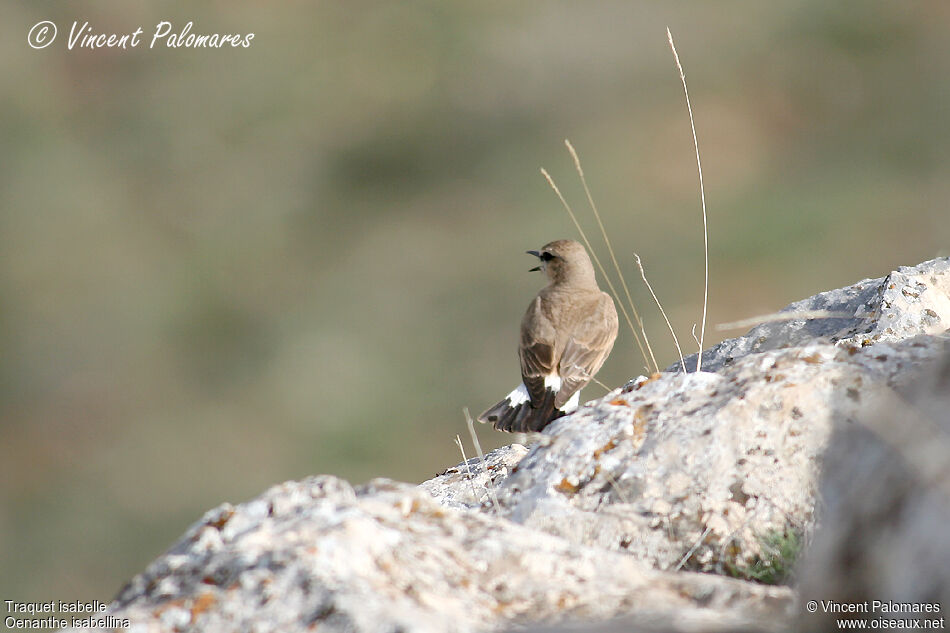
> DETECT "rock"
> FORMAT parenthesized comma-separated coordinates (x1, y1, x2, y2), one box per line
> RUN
(678, 257, 950, 373)
(61, 257, 950, 633)
(475, 334, 949, 577)
(420, 443, 528, 510)
(67, 476, 793, 633)
(427, 258, 950, 580)
(797, 342, 950, 630)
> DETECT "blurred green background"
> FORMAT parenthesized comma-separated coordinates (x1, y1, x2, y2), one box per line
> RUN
(2, 0, 947, 604)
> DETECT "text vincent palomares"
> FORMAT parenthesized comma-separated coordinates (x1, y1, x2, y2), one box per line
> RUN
(67, 20, 254, 50)
(815, 600, 942, 614)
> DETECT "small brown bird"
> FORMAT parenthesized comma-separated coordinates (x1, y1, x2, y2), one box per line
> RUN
(478, 239, 619, 433)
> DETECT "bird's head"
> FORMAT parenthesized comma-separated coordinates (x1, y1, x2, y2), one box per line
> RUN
(527, 239, 596, 286)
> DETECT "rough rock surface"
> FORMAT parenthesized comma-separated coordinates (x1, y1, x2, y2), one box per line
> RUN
(678, 257, 950, 373)
(798, 344, 950, 629)
(426, 258, 950, 577)
(63, 257, 950, 633)
(87, 477, 792, 633)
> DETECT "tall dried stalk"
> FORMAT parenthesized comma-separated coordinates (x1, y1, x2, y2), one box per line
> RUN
(564, 140, 659, 374)
(540, 168, 657, 374)
(667, 28, 709, 372)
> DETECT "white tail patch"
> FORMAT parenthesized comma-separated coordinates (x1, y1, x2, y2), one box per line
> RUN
(561, 391, 580, 413)
(545, 374, 580, 413)
(505, 383, 530, 406)
(506, 377, 579, 413)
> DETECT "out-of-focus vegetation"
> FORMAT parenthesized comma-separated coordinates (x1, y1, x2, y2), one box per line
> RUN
(1, 0, 947, 603)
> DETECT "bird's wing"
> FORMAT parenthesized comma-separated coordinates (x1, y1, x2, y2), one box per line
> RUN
(519, 296, 557, 406)
(554, 292, 619, 409)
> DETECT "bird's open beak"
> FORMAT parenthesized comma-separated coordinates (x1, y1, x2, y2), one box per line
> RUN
(526, 250, 542, 272)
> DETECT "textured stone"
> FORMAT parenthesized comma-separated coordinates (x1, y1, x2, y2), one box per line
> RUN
(481, 336, 947, 572)
(420, 442, 528, 511)
(61, 257, 950, 633)
(797, 345, 950, 630)
(68, 477, 792, 633)
(678, 257, 950, 373)
(423, 258, 950, 579)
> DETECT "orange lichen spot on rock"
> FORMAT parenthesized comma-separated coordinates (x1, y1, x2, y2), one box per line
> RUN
(593, 438, 617, 459)
(207, 508, 234, 531)
(555, 478, 579, 494)
(191, 591, 217, 618)
(153, 597, 186, 618)
(642, 373, 663, 386)
(630, 405, 653, 447)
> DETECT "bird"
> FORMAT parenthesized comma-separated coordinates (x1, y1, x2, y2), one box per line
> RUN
(478, 239, 619, 433)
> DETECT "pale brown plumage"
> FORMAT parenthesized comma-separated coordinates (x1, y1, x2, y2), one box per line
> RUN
(478, 240, 619, 433)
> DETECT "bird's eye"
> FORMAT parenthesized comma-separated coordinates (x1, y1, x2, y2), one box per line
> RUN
(540, 252, 554, 261)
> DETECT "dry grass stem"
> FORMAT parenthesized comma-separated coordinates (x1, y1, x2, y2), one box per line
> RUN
(667, 27, 709, 372)
(602, 469, 631, 505)
(464, 407, 499, 511)
(636, 253, 686, 372)
(564, 140, 659, 373)
(540, 168, 654, 372)
(454, 434, 480, 503)
(674, 525, 713, 571)
(716, 310, 853, 331)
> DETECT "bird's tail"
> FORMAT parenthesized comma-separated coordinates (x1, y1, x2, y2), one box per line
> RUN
(476, 383, 565, 433)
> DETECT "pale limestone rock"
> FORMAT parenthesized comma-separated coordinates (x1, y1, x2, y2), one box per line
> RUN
(798, 346, 950, 630)
(423, 258, 950, 579)
(62, 257, 950, 633)
(477, 335, 948, 575)
(420, 442, 528, 510)
(679, 257, 950, 373)
(67, 477, 793, 633)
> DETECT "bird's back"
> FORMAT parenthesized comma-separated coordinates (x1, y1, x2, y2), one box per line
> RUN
(477, 239, 618, 433)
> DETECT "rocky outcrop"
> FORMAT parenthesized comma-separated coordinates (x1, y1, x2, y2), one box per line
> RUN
(797, 340, 950, 630)
(680, 256, 950, 372)
(63, 258, 950, 633)
(426, 258, 950, 578)
(98, 477, 792, 633)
